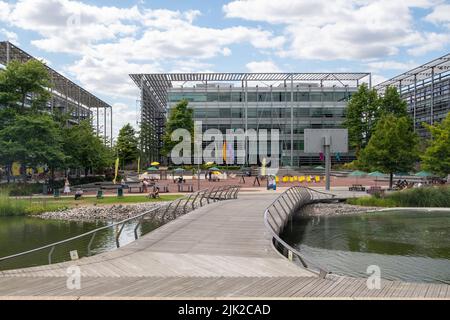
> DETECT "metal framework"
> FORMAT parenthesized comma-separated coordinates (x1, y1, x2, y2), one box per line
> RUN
(131, 72, 370, 164)
(0, 41, 113, 146)
(374, 53, 450, 136)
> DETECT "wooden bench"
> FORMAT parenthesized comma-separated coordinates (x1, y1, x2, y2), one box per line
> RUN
(349, 184, 366, 192)
(367, 186, 384, 195)
(155, 185, 169, 193)
(178, 183, 194, 193)
(128, 183, 143, 193)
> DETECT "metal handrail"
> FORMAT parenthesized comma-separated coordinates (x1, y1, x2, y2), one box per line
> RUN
(263, 186, 336, 277)
(0, 185, 241, 269)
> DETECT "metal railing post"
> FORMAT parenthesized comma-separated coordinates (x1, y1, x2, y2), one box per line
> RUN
(48, 246, 55, 265)
(115, 223, 126, 248)
(183, 194, 194, 215)
(191, 191, 200, 210)
(87, 232, 97, 256)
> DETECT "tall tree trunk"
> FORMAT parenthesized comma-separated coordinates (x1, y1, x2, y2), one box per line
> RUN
(389, 172, 394, 190)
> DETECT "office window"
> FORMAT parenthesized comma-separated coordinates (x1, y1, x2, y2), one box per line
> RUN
(219, 92, 231, 102)
(219, 108, 231, 118)
(335, 92, 347, 102)
(310, 92, 322, 102)
(322, 92, 334, 102)
(296, 92, 309, 102)
(231, 92, 243, 102)
(207, 92, 219, 102)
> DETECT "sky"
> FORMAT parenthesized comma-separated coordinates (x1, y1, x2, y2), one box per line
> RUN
(0, 0, 449, 138)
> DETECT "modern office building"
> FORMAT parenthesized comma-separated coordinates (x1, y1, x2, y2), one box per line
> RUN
(131, 73, 371, 166)
(0, 41, 113, 146)
(374, 53, 450, 138)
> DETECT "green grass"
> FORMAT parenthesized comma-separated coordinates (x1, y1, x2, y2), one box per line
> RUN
(0, 193, 182, 217)
(347, 186, 450, 208)
(34, 194, 183, 206)
(0, 193, 67, 217)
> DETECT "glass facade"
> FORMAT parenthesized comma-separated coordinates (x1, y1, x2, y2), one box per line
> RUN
(168, 86, 356, 166)
(400, 73, 450, 138)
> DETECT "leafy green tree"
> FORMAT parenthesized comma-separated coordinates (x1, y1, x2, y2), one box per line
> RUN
(421, 112, 450, 176)
(0, 60, 52, 112)
(161, 99, 194, 157)
(116, 123, 139, 165)
(379, 86, 408, 117)
(343, 84, 381, 154)
(62, 121, 113, 175)
(0, 113, 66, 170)
(359, 114, 419, 188)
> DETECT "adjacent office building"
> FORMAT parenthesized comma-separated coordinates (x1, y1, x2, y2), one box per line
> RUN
(0, 41, 113, 146)
(375, 53, 450, 138)
(131, 73, 371, 166)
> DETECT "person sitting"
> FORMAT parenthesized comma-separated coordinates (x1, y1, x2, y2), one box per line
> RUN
(148, 186, 160, 199)
(74, 189, 84, 200)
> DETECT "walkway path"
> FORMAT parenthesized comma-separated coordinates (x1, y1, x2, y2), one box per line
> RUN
(0, 194, 449, 299)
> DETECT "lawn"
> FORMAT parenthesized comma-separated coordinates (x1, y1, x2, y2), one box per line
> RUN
(1, 194, 183, 217)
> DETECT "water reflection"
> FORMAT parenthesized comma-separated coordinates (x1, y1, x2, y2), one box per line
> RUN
(283, 210, 450, 284)
(0, 217, 160, 271)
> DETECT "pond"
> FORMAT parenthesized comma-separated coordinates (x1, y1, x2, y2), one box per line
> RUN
(0, 216, 160, 271)
(281, 210, 450, 284)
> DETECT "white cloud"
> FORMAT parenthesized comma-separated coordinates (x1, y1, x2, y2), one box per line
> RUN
(365, 60, 417, 71)
(246, 60, 281, 73)
(0, 1, 12, 21)
(372, 74, 388, 86)
(111, 102, 140, 137)
(66, 54, 161, 99)
(406, 32, 450, 56)
(0, 0, 284, 100)
(224, 0, 448, 60)
(0, 28, 19, 44)
(425, 4, 450, 26)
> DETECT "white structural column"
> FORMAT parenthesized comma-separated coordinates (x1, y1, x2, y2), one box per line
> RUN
(324, 136, 331, 191)
(110, 107, 113, 148)
(431, 67, 435, 125)
(413, 75, 417, 132)
(290, 75, 294, 167)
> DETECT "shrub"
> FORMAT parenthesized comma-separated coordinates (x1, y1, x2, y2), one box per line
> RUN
(347, 186, 450, 207)
(0, 183, 44, 197)
(0, 193, 28, 216)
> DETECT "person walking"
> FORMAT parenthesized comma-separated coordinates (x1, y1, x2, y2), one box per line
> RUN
(63, 178, 71, 195)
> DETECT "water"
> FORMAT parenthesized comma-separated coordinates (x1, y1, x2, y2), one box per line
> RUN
(282, 210, 450, 284)
(0, 217, 160, 271)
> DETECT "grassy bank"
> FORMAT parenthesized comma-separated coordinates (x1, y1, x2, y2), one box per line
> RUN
(347, 186, 450, 207)
(0, 194, 182, 217)
(0, 193, 67, 217)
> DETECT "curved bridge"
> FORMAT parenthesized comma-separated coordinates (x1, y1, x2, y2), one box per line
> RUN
(0, 190, 449, 299)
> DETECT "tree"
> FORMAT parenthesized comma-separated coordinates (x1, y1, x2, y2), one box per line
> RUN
(161, 99, 194, 158)
(0, 113, 66, 171)
(343, 84, 381, 154)
(359, 114, 419, 188)
(0, 60, 52, 112)
(421, 112, 450, 176)
(379, 86, 408, 117)
(116, 124, 139, 166)
(62, 121, 113, 175)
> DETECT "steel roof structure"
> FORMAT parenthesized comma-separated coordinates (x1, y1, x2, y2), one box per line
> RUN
(130, 72, 371, 110)
(374, 53, 450, 93)
(0, 41, 112, 110)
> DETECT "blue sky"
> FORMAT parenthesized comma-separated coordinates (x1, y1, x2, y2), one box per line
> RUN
(0, 0, 449, 137)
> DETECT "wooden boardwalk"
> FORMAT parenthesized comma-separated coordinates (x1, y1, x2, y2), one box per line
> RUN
(0, 194, 449, 299)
